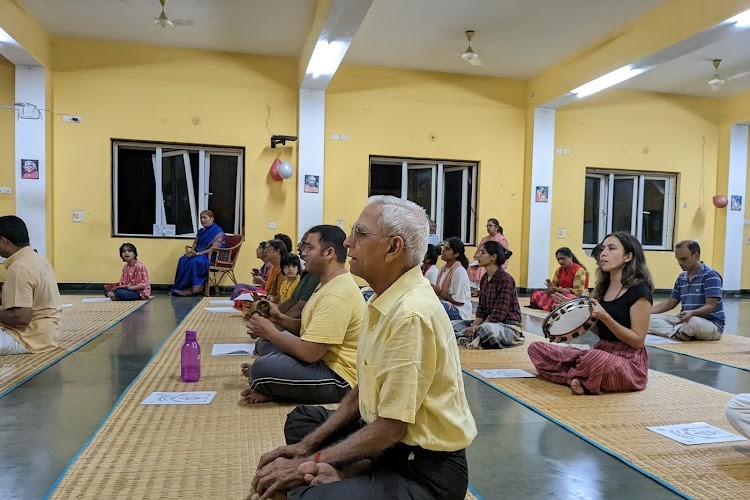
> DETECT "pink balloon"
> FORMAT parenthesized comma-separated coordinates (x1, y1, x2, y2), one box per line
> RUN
(712, 195, 728, 208)
(270, 158, 282, 182)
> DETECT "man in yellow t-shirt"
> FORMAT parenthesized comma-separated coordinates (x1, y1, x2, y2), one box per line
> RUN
(0, 216, 62, 355)
(244, 225, 364, 404)
(252, 197, 477, 500)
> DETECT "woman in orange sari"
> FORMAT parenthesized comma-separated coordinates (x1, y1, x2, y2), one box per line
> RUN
(529, 247, 589, 311)
(468, 218, 509, 293)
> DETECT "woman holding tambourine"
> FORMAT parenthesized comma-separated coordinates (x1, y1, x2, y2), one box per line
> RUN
(528, 232, 653, 395)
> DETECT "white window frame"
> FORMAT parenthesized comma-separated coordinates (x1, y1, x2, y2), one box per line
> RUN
(113, 141, 244, 238)
(370, 157, 478, 245)
(584, 170, 675, 250)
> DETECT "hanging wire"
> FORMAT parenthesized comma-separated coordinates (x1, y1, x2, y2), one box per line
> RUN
(265, 105, 273, 136)
(1, 102, 74, 120)
(698, 136, 705, 209)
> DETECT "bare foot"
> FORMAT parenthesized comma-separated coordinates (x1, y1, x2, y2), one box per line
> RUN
(298, 462, 343, 486)
(240, 388, 273, 404)
(241, 362, 251, 377)
(568, 379, 585, 395)
(106, 291, 115, 300)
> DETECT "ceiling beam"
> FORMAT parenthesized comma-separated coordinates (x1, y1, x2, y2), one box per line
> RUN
(0, 0, 51, 67)
(298, 0, 374, 91)
(529, 0, 750, 109)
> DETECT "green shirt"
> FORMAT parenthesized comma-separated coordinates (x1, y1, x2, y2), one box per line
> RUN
(293, 272, 320, 302)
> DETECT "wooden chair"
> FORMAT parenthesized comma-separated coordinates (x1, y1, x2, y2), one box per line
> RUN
(204, 234, 244, 296)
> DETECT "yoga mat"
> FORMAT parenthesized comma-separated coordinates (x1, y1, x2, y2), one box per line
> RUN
(0, 295, 147, 398)
(49, 298, 479, 499)
(460, 336, 750, 499)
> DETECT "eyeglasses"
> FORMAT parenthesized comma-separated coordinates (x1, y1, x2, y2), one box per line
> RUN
(350, 224, 395, 243)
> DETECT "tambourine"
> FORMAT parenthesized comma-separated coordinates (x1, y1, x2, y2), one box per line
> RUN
(542, 297, 597, 343)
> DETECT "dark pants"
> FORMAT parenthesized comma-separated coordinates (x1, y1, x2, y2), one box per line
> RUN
(284, 405, 469, 500)
(249, 339, 350, 404)
(105, 288, 142, 301)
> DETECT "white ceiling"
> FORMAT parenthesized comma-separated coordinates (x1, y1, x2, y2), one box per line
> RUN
(18, 0, 750, 98)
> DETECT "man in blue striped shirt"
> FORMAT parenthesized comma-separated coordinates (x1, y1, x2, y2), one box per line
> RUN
(649, 240, 724, 341)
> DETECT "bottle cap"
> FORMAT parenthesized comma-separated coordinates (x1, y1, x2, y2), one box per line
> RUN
(185, 330, 197, 341)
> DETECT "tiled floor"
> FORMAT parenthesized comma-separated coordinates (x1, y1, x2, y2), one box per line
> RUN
(0, 294, 748, 499)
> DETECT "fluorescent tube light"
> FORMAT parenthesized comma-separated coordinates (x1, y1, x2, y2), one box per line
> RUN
(570, 66, 645, 98)
(729, 9, 750, 28)
(0, 27, 15, 44)
(306, 40, 348, 78)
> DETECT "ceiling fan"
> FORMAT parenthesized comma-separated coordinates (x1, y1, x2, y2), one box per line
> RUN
(153, 0, 194, 28)
(707, 59, 750, 91)
(461, 30, 483, 66)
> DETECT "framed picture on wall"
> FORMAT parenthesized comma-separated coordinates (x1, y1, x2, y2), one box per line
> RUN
(21, 159, 40, 180)
(304, 174, 319, 194)
(731, 195, 742, 211)
(535, 185, 549, 202)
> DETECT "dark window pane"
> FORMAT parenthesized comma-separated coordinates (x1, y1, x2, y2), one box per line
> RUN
(117, 147, 155, 234)
(583, 176, 600, 245)
(369, 163, 401, 197)
(406, 168, 433, 216)
(208, 154, 239, 234)
(641, 179, 666, 246)
(465, 169, 474, 245)
(443, 170, 464, 240)
(612, 178, 634, 233)
(162, 154, 195, 235)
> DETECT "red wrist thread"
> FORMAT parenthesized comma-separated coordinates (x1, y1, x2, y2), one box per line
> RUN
(314, 451, 321, 463)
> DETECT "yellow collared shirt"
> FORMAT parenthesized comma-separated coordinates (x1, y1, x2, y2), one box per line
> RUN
(358, 266, 477, 451)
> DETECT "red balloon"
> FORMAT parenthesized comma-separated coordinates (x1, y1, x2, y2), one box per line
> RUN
(712, 195, 728, 208)
(270, 158, 282, 182)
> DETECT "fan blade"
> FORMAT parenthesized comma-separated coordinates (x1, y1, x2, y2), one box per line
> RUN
(726, 71, 750, 82)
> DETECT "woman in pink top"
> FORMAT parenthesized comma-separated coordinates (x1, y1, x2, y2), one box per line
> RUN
(104, 243, 151, 301)
(468, 218, 509, 293)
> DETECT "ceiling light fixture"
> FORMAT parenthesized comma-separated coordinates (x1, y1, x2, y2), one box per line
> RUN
(306, 40, 348, 78)
(570, 65, 646, 98)
(728, 8, 750, 28)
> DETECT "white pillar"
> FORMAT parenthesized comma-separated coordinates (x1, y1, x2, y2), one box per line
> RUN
(15, 66, 47, 256)
(723, 125, 748, 291)
(527, 108, 556, 288)
(297, 89, 326, 241)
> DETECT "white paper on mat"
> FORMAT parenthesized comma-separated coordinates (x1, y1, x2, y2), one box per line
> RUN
(645, 334, 682, 345)
(234, 292, 255, 302)
(474, 369, 535, 379)
(61, 303, 74, 308)
(567, 343, 591, 350)
(647, 422, 747, 445)
(141, 391, 217, 405)
(82, 297, 111, 303)
(209, 299, 235, 306)
(211, 343, 255, 356)
(204, 307, 238, 314)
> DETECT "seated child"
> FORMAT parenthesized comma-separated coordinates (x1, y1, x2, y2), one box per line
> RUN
(278, 255, 301, 304)
(104, 243, 151, 301)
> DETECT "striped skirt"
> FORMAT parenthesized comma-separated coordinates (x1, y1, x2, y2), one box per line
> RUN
(527, 340, 648, 394)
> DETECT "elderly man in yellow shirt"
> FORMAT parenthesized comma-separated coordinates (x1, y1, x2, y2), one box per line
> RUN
(252, 196, 477, 500)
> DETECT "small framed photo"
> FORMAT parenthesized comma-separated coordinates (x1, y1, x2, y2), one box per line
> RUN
(304, 174, 319, 194)
(21, 159, 40, 179)
(731, 195, 743, 211)
(535, 185, 549, 203)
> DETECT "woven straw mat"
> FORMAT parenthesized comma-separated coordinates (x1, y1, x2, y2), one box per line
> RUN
(0, 295, 146, 397)
(460, 332, 750, 499)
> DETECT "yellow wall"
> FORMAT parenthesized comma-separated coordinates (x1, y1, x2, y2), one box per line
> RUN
(51, 39, 299, 284)
(325, 64, 527, 279)
(0, 57, 14, 215)
(553, 90, 721, 289)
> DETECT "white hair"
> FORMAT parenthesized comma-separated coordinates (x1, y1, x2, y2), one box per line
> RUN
(366, 196, 428, 268)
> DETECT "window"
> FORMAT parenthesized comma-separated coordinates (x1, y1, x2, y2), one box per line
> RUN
(113, 141, 244, 237)
(583, 170, 675, 250)
(369, 157, 478, 244)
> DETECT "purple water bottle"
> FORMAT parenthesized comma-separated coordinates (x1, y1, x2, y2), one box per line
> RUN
(180, 330, 201, 382)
